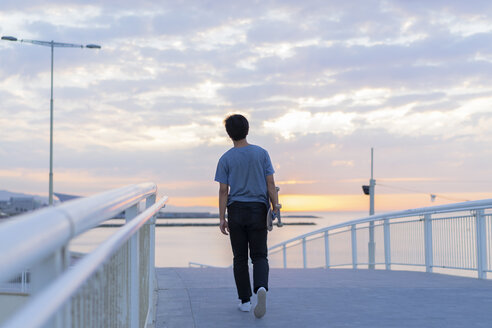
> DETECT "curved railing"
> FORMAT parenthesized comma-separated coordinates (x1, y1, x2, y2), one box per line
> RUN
(268, 199, 492, 279)
(0, 183, 167, 328)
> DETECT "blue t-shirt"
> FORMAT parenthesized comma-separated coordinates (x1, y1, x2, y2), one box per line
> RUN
(214, 144, 275, 206)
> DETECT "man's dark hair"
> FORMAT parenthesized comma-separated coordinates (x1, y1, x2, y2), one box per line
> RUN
(224, 114, 249, 141)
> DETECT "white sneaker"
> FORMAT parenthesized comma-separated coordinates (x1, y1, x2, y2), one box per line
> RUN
(238, 301, 251, 312)
(254, 287, 267, 318)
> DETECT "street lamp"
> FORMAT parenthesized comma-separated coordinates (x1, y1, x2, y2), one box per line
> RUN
(1, 36, 101, 205)
(362, 147, 376, 269)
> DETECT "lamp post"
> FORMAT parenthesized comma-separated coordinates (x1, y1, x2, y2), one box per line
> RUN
(1, 36, 101, 205)
(368, 147, 376, 269)
(362, 148, 376, 268)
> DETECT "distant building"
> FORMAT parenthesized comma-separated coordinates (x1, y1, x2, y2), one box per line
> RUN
(11, 197, 36, 212)
(0, 197, 42, 216)
(0, 200, 8, 209)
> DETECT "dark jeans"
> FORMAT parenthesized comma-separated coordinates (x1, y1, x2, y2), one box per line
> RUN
(227, 201, 269, 301)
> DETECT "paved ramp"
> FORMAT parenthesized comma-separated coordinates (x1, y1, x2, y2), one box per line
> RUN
(155, 268, 492, 328)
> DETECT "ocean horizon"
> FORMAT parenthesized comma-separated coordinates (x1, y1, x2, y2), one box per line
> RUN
(70, 211, 369, 267)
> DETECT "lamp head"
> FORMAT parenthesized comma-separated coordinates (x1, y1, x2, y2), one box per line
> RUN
(1, 36, 18, 41)
(86, 44, 101, 49)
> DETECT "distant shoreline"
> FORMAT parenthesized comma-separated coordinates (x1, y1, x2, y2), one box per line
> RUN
(99, 222, 316, 227)
(156, 213, 321, 219)
(282, 215, 320, 219)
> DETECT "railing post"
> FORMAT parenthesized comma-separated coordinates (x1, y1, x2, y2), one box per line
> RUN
(424, 214, 433, 273)
(302, 238, 307, 269)
(282, 244, 287, 269)
(146, 194, 157, 325)
(126, 204, 140, 328)
(145, 194, 156, 324)
(475, 209, 487, 279)
(62, 246, 71, 328)
(351, 225, 357, 269)
(368, 221, 375, 269)
(324, 231, 330, 269)
(21, 270, 27, 293)
(384, 219, 391, 270)
(31, 246, 70, 328)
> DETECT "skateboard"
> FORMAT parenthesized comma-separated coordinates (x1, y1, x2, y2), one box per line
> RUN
(267, 187, 282, 231)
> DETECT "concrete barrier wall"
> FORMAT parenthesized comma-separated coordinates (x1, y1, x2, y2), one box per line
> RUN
(0, 293, 29, 325)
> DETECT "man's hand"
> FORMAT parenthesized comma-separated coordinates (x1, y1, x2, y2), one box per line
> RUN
(218, 183, 229, 235)
(220, 219, 229, 235)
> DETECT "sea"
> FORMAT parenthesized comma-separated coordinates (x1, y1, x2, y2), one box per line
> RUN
(69, 211, 368, 268)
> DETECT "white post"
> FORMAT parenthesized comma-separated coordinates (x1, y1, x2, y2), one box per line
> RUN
(146, 194, 156, 324)
(48, 41, 54, 206)
(282, 244, 287, 269)
(21, 270, 27, 293)
(424, 214, 433, 273)
(324, 231, 330, 269)
(126, 204, 139, 328)
(475, 209, 487, 279)
(61, 246, 71, 328)
(31, 246, 70, 328)
(302, 238, 307, 269)
(369, 148, 375, 216)
(368, 148, 376, 269)
(351, 225, 357, 269)
(384, 219, 391, 270)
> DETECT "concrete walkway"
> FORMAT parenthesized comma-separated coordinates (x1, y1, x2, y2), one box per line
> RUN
(155, 268, 492, 328)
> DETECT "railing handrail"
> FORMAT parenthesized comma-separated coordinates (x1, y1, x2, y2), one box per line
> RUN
(2, 195, 168, 328)
(269, 198, 492, 251)
(0, 182, 157, 284)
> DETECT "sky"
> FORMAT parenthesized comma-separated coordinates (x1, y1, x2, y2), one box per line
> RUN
(1, 0, 492, 212)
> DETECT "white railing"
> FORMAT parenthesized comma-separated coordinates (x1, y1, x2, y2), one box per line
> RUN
(0, 271, 29, 293)
(0, 183, 167, 328)
(268, 199, 492, 279)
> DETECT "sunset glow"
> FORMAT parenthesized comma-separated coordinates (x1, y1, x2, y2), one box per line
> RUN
(1, 2, 492, 212)
(165, 192, 492, 213)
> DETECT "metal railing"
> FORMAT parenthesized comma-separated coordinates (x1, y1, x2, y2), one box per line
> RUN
(268, 199, 492, 279)
(0, 183, 167, 328)
(0, 271, 30, 293)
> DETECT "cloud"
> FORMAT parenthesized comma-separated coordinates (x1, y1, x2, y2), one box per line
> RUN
(1, 0, 492, 209)
(332, 160, 355, 168)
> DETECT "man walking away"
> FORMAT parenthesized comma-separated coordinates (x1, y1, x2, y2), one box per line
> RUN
(214, 114, 280, 318)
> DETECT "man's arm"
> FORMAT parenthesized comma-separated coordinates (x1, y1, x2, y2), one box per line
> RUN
(266, 174, 280, 211)
(219, 182, 229, 235)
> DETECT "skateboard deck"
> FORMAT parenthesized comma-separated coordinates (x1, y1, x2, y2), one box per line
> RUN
(267, 187, 282, 231)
